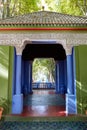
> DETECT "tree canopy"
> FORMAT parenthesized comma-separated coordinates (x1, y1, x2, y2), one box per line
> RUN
(0, 0, 41, 18)
(32, 58, 55, 82)
(0, 0, 87, 19)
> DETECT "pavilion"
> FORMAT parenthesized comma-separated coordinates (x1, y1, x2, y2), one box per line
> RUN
(0, 11, 87, 115)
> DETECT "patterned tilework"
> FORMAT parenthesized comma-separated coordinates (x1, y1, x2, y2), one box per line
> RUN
(0, 121, 87, 130)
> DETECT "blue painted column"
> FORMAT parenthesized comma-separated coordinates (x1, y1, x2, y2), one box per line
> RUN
(12, 48, 16, 95)
(23, 61, 29, 95)
(64, 60, 67, 93)
(72, 48, 77, 114)
(21, 60, 24, 93)
(28, 61, 33, 94)
(59, 60, 65, 94)
(55, 61, 59, 93)
(12, 55, 23, 114)
(66, 55, 73, 94)
(66, 49, 77, 115)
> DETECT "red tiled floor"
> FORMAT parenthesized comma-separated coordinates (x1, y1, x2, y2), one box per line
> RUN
(21, 90, 66, 117)
(21, 106, 66, 117)
(33, 90, 55, 95)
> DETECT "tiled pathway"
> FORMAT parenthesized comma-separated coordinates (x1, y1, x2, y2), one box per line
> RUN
(1, 90, 87, 130)
(21, 90, 66, 117)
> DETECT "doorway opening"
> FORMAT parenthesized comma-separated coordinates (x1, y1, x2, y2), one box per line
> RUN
(22, 42, 66, 94)
(21, 42, 66, 116)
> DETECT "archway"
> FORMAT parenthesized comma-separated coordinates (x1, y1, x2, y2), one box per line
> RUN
(22, 42, 66, 95)
(21, 41, 67, 116)
(12, 41, 77, 115)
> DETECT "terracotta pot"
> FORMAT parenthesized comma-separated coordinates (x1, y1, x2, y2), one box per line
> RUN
(0, 107, 3, 119)
(85, 110, 87, 115)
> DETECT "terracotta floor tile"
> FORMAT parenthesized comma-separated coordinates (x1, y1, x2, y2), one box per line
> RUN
(22, 90, 66, 117)
(21, 106, 66, 117)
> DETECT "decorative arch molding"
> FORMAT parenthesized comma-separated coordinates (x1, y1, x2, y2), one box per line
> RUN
(0, 33, 87, 55)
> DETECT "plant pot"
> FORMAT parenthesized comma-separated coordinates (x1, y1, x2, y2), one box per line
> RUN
(85, 110, 87, 115)
(0, 107, 3, 119)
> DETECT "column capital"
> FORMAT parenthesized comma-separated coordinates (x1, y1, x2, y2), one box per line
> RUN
(15, 40, 32, 55)
(66, 44, 73, 55)
(15, 46, 24, 55)
(56, 39, 66, 50)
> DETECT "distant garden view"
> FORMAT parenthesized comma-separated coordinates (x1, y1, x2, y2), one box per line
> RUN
(32, 58, 55, 83)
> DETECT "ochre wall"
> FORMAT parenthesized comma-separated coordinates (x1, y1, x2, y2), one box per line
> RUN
(0, 46, 14, 112)
(75, 45, 87, 114)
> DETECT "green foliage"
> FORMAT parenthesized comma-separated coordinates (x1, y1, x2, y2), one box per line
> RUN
(56, 0, 84, 16)
(32, 58, 55, 82)
(0, 97, 10, 115)
(1, 0, 87, 18)
(44, 0, 87, 16)
(10, 0, 41, 16)
(82, 97, 87, 113)
(1, 0, 41, 18)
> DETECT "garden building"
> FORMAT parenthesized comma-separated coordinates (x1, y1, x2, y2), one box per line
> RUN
(0, 11, 87, 115)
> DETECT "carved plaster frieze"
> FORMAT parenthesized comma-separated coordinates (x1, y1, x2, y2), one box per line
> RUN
(0, 39, 22, 46)
(0, 32, 87, 43)
(0, 32, 87, 55)
(67, 39, 87, 46)
(66, 38, 87, 55)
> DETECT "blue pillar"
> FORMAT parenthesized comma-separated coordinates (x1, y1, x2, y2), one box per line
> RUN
(24, 61, 29, 95)
(15, 55, 22, 94)
(59, 61, 65, 94)
(12, 55, 23, 114)
(21, 60, 24, 93)
(66, 50, 77, 115)
(12, 48, 16, 95)
(72, 48, 77, 114)
(55, 61, 59, 93)
(28, 61, 33, 94)
(64, 60, 67, 93)
(72, 48, 76, 96)
(66, 55, 73, 94)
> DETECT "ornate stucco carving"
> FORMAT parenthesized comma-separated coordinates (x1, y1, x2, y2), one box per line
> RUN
(66, 44, 73, 55)
(15, 46, 23, 55)
(0, 32, 87, 55)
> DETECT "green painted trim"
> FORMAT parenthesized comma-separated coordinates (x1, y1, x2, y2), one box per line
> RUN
(0, 25, 87, 28)
(75, 47, 82, 114)
(8, 46, 14, 113)
(75, 45, 87, 115)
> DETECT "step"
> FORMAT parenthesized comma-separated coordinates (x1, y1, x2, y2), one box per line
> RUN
(0, 118, 87, 130)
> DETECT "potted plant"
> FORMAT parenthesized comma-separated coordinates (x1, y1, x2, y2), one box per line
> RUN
(82, 99, 87, 115)
(0, 107, 3, 119)
(0, 97, 9, 120)
(84, 104, 87, 115)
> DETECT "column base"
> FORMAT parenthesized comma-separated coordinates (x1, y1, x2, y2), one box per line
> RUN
(12, 94, 23, 114)
(66, 94, 77, 115)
